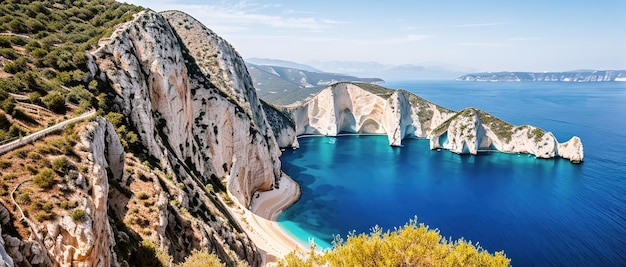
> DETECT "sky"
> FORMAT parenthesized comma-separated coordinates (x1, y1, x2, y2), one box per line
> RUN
(122, 0, 626, 72)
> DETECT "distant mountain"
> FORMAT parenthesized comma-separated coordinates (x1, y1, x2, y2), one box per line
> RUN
(307, 60, 477, 80)
(246, 58, 321, 72)
(245, 63, 384, 105)
(457, 70, 626, 82)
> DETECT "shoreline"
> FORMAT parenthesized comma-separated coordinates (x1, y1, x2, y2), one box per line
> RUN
(230, 174, 306, 265)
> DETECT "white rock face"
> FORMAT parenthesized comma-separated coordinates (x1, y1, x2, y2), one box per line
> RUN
(272, 85, 583, 162)
(288, 83, 390, 136)
(279, 83, 456, 145)
(428, 108, 582, 161)
(558, 136, 584, 163)
(42, 117, 121, 267)
(89, 10, 281, 208)
(88, 10, 282, 265)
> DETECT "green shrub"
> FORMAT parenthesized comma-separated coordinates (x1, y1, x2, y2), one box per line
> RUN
(0, 36, 11, 48)
(279, 217, 510, 267)
(2, 173, 17, 180)
(60, 200, 78, 210)
(0, 158, 11, 168)
(17, 190, 31, 204)
(26, 151, 42, 160)
(10, 36, 27, 46)
(137, 192, 149, 200)
(35, 210, 55, 222)
(41, 91, 67, 113)
(0, 48, 18, 59)
(222, 193, 234, 207)
(13, 149, 28, 159)
(30, 48, 48, 59)
(204, 184, 213, 194)
(71, 209, 86, 222)
(176, 251, 222, 267)
(24, 164, 37, 174)
(33, 167, 56, 189)
(128, 239, 166, 267)
(52, 156, 69, 173)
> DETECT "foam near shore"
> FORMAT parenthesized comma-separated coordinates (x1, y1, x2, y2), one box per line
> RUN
(228, 174, 305, 264)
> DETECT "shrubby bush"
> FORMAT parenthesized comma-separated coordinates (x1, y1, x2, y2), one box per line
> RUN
(42, 90, 66, 113)
(279, 217, 510, 267)
(71, 209, 86, 222)
(33, 167, 56, 189)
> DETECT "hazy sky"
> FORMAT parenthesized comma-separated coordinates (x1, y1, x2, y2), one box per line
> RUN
(123, 0, 626, 71)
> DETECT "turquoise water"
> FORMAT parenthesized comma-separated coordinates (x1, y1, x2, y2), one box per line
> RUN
(277, 81, 626, 266)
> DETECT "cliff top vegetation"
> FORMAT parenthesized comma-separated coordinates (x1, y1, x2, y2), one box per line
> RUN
(0, 0, 142, 143)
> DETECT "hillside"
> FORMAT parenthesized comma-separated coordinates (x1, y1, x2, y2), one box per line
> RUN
(246, 63, 383, 105)
(0, 0, 142, 144)
(456, 70, 626, 82)
(0, 2, 268, 266)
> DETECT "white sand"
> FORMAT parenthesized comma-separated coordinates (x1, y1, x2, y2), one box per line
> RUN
(229, 174, 306, 265)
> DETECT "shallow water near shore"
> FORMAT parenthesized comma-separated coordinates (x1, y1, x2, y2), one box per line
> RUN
(277, 81, 626, 266)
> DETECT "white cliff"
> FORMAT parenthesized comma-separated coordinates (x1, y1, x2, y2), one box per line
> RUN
(41, 117, 122, 267)
(89, 10, 281, 208)
(88, 10, 285, 265)
(558, 136, 584, 163)
(270, 83, 583, 163)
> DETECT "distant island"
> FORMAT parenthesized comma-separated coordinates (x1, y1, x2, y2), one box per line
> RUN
(457, 70, 626, 82)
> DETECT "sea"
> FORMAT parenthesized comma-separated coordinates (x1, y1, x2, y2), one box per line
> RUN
(276, 81, 626, 266)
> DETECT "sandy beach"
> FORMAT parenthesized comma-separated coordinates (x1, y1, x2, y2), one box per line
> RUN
(229, 174, 306, 265)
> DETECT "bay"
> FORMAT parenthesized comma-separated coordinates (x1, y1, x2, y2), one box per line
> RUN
(277, 81, 626, 266)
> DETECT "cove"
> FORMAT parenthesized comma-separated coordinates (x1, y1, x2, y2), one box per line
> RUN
(278, 135, 609, 266)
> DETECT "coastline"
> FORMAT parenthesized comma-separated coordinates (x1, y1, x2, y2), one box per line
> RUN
(229, 174, 306, 265)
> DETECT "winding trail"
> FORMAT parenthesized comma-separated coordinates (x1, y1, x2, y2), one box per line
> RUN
(0, 109, 96, 155)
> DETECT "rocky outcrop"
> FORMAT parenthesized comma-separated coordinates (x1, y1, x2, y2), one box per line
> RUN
(429, 108, 554, 157)
(275, 82, 455, 146)
(0, 205, 15, 267)
(0, 117, 120, 267)
(0, 204, 49, 267)
(261, 100, 299, 148)
(42, 117, 121, 267)
(88, 9, 285, 265)
(90, 10, 280, 208)
(269, 83, 583, 162)
(558, 136, 584, 163)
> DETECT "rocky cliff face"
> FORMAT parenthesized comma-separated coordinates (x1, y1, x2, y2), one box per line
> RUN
(87, 9, 285, 265)
(52, 117, 123, 267)
(90, 10, 281, 209)
(270, 83, 584, 163)
(0, 118, 122, 267)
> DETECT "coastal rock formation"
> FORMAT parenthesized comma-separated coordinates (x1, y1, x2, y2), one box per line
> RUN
(270, 83, 584, 162)
(457, 70, 626, 82)
(558, 136, 584, 163)
(429, 108, 561, 158)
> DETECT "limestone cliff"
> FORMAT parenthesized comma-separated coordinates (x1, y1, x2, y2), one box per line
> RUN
(429, 108, 561, 158)
(87, 9, 288, 265)
(269, 82, 584, 163)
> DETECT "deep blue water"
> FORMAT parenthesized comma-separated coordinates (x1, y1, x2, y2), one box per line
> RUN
(277, 81, 626, 266)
